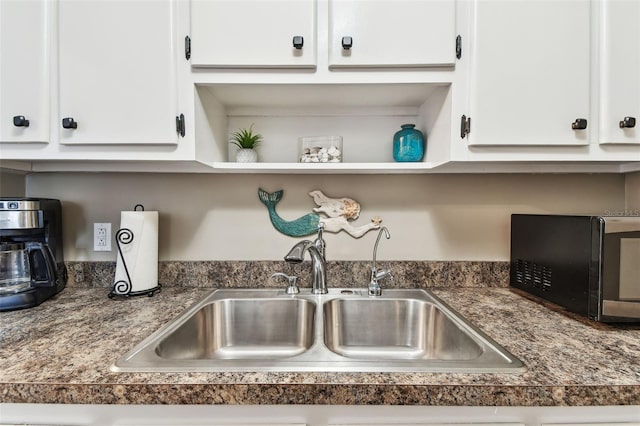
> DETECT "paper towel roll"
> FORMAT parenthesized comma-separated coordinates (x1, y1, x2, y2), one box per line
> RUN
(113, 210, 158, 294)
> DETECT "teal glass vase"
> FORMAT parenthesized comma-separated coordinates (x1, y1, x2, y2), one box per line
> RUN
(393, 124, 425, 162)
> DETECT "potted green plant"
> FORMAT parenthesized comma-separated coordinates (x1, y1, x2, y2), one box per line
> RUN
(229, 124, 263, 163)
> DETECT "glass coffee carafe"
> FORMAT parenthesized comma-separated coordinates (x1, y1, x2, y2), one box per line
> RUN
(0, 243, 32, 294)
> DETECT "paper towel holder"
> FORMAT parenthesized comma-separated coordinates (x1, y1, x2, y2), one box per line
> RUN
(108, 205, 162, 299)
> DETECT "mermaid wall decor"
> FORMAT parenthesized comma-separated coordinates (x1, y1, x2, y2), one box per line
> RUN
(258, 188, 382, 238)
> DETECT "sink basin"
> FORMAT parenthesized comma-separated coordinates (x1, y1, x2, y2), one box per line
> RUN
(323, 298, 482, 360)
(112, 288, 525, 373)
(155, 298, 315, 360)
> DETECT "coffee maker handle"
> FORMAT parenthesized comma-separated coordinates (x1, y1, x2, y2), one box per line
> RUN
(27, 243, 58, 287)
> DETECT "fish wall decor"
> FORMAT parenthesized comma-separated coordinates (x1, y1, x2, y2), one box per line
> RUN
(258, 188, 382, 238)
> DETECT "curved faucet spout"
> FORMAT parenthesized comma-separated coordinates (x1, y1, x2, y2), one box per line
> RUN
(372, 226, 391, 273)
(284, 240, 312, 263)
(284, 224, 328, 294)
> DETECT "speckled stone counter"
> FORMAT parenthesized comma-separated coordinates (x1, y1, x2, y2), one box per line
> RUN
(2, 267, 640, 406)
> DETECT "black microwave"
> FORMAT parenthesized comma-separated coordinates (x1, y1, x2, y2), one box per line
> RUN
(510, 214, 640, 323)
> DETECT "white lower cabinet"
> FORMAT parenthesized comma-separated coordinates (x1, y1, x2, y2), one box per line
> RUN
(544, 424, 640, 426)
(1, 404, 639, 426)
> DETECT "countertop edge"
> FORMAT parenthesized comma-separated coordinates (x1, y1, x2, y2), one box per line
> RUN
(2, 383, 640, 406)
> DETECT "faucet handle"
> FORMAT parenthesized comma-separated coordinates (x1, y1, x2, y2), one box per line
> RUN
(372, 267, 393, 282)
(315, 222, 326, 257)
(270, 272, 300, 295)
(369, 266, 392, 297)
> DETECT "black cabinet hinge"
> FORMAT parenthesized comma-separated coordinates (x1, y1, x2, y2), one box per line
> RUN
(185, 35, 191, 60)
(456, 35, 462, 59)
(460, 115, 471, 139)
(176, 113, 185, 137)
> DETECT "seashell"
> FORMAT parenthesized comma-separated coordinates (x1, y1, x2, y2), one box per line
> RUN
(328, 158, 340, 163)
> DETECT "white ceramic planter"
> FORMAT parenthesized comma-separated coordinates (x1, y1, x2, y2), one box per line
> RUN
(235, 148, 258, 163)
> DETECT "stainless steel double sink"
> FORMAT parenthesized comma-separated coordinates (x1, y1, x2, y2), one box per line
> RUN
(112, 288, 525, 373)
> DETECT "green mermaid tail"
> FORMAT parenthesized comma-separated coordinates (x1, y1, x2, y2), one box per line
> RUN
(258, 188, 320, 237)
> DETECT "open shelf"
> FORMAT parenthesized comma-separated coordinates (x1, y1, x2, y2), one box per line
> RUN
(210, 161, 445, 174)
(194, 82, 453, 172)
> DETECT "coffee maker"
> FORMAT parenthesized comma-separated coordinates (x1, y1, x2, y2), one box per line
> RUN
(0, 198, 67, 311)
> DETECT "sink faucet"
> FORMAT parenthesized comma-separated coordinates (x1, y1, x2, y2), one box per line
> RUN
(284, 223, 327, 294)
(369, 226, 392, 296)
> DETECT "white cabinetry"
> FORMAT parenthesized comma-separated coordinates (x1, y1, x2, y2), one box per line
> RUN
(0, 0, 49, 144)
(189, 0, 458, 173)
(328, 0, 456, 68)
(57, 0, 180, 145)
(599, 0, 640, 145)
(465, 0, 591, 146)
(190, 0, 316, 68)
(190, 0, 456, 70)
(1, 404, 639, 425)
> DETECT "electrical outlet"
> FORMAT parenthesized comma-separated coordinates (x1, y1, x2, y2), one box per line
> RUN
(93, 223, 112, 251)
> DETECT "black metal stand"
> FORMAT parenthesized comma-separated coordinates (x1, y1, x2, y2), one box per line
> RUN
(108, 284, 161, 299)
(108, 226, 161, 299)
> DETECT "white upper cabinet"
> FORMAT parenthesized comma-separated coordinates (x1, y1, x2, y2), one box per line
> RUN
(599, 0, 640, 145)
(190, 0, 317, 68)
(328, 0, 457, 68)
(58, 0, 179, 145)
(0, 0, 49, 143)
(466, 0, 591, 146)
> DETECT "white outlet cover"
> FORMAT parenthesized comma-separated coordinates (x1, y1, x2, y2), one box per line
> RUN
(93, 223, 112, 251)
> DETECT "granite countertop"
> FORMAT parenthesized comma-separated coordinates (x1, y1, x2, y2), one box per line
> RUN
(1, 285, 640, 406)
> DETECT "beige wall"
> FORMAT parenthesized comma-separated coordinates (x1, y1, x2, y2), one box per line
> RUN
(25, 172, 626, 262)
(625, 172, 640, 210)
(0, 170, 26, 197)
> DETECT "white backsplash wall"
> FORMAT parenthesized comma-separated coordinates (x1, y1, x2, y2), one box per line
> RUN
(25, 172, 625, 262)
(0, 170, 26, 197)
(626, 172, 640, 210)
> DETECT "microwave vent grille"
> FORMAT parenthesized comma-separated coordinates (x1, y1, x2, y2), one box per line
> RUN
(514, 259, 552, 291)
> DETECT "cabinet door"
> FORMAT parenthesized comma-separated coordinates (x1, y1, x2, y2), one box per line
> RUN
(599, 0, 640, 145)
(328, 0, 456, 68)
(0, 0, 49, 143)
(190, 0, 316, 68)
(466, 0, 590, 146)
(58, 0, 179, 145)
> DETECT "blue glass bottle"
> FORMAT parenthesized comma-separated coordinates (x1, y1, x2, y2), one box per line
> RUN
(393, 124, 425, 162)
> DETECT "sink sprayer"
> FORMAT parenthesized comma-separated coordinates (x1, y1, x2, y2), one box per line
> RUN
(369, 226, 392, 296)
